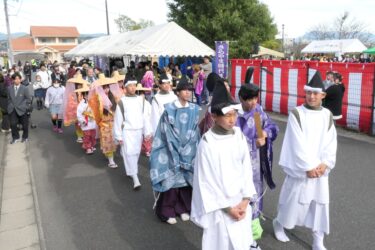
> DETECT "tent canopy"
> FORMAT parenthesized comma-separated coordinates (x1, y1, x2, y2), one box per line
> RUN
(253, 46, 284, 58)
(301, 39, 367, 54)
(363, 47, 375, 54)
(65, 22, 215, 58)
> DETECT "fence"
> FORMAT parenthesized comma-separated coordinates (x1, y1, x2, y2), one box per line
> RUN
(230, 59, 375, 135)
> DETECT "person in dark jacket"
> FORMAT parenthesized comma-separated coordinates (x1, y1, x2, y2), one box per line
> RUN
(23, 61, 32, 83)
(7, 72, 32, 143)
(323, 72, 345, 120)
(0, 73, 11, 132)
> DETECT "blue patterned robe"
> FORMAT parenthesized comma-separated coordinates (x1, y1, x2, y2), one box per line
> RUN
(150, 101, 200, 192)
(236, 104, 279, 219)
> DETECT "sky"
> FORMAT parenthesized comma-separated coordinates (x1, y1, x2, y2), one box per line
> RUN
(1, 0, 374, 39)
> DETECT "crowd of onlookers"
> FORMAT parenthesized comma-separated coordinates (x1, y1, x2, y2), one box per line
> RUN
(254, 53, 375, 63)
(0, 56, 214, 138)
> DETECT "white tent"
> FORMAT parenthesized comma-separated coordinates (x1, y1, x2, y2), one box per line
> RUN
(253, 46, 284, 58)
(301, 39, 367, 54)
(65, 22, 215, 57)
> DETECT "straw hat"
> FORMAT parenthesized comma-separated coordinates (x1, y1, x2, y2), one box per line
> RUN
(94, 73, 117, 86)
(74, 81, 90, 93)
(111, 70, 125, 82)
(136, 83, 151, 92)
(67, 74, 89, 85)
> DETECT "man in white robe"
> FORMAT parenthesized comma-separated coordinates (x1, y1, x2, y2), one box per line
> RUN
(273, 71, 337, 250)
(113, 77, 152, 189)
(150, 73, 177, 134)
(191, 80, 257, 250)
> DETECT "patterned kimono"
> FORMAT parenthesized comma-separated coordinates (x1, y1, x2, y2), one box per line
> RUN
(236, 104, 279, 220)
(99, 113, 117, 156)
(150, 101, 200, 220)
(89, 90, 117, 157)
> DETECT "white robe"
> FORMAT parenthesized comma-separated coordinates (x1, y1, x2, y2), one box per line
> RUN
(191, 127, 257, 250)
(76, 100, 96, 131)
(276, 105, 337, 234)
(113, 95, 152, 175)
(150, 92, 177, 134)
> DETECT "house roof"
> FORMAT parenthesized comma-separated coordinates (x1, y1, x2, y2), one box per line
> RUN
(11, 36, 35, 51)
(30, 26, 79, 38)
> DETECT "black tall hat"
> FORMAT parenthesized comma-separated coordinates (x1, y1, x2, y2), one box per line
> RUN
(239, 83, 259, 99)
(211, 81, 240, 115)
(304, 71, 325, 92)
(244, 67, 254, 84)
(159, 73, 170, 84)
(206, 72, 223, 92)
(176, 76, 193, 91)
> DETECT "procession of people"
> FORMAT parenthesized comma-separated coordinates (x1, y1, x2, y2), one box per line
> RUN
(0, 58, 339, 250)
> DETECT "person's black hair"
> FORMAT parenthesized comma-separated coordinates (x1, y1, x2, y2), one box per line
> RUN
(211, 102, 230, 116)
(238, 86, 259, 101)
(70, 61, 77, 68)
(333, 72, 342, 82)
(11, 72, 22, 80)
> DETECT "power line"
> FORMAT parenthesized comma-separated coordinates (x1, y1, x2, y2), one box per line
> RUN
(75, 0, 117, 15)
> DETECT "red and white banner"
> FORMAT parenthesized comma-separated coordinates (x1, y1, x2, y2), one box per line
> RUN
(230, 59, 375, 134)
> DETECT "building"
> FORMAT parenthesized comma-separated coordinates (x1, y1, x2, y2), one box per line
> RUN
(11, 26, 79, 62)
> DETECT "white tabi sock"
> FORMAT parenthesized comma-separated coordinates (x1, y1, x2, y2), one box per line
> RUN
(273, 219, 290, 242)
(108, 156, 115, 165)
(312, 231, 326, 250)
(132, 175, 141, 189)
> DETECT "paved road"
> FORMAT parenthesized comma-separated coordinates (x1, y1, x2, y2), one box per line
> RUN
(26, 108, 375, 250)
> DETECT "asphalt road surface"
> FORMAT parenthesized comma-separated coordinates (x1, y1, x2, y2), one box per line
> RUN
(26, 108, 375, 250)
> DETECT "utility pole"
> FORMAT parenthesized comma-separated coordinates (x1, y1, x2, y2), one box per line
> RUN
(282, 24, 285, 55)
(3, 0, 14, 67)
(105, 0, 110, 35)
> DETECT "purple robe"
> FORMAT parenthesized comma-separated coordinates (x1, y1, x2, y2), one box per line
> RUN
(199, 108, 214, 136)
(236, 104, 279, 219)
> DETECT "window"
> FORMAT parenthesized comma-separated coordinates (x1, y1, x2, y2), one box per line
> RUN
(60, 38, 75, 43)
(39, 37, 55, 44)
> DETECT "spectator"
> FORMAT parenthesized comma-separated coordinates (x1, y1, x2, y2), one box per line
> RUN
(23, 61, 32, 83)
(200, 56, 212, 104)
(0, 73, 11, 132)
(192, 64, 204, 106)
(323, 72, 345, 121)
(323, 71, 334, 89)
(7, 72, 32, 144)
(51, 65, 66, 86)
(83, 67, 97, 85)
(36, 63, 51, 107)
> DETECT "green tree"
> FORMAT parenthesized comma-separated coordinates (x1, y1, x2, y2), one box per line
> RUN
(262, 39, 282, 50)
(114, 15, 154, 33)
(167, 0, 277, 58)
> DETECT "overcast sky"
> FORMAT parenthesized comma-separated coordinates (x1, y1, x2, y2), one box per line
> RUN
(1, 0, 374, 38)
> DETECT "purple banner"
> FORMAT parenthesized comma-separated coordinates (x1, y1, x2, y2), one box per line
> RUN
(215, 41, 229, 78)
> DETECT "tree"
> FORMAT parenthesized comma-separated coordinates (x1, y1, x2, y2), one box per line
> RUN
(309, 12, 373, 46)
(167, 0, 277, 58)
(261, 39, 282, 50)
(114, 15, 154, 33)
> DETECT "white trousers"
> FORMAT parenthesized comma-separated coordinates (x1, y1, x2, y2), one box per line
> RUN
(120, 129, 143, 176)
(122, 154, 140, 176)
(202, 206, 252, 250)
